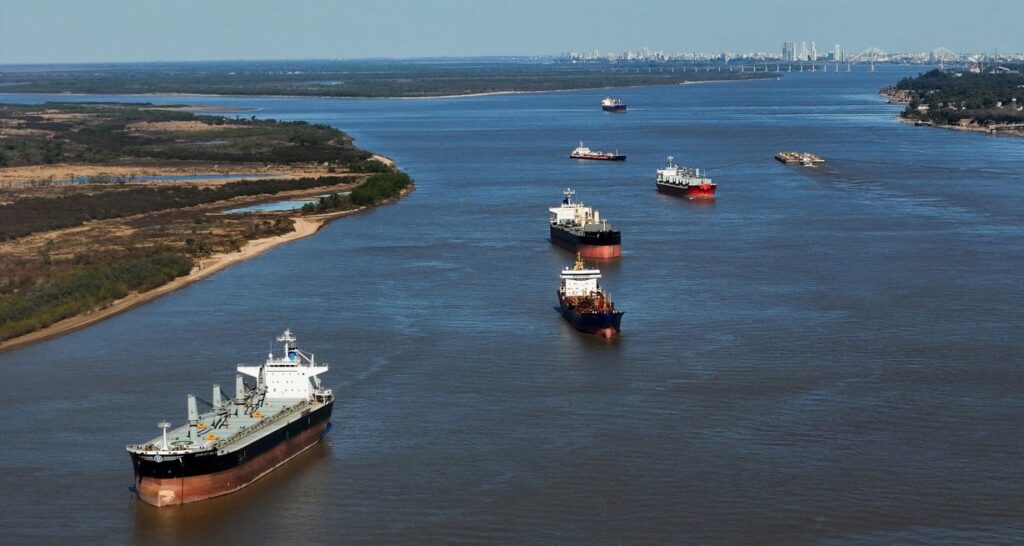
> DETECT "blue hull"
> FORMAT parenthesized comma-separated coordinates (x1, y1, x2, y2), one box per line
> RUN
(558, 294, 623, 336)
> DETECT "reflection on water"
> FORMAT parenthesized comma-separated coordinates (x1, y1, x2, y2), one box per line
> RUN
(0, 67, 1021, 544)
(131, 442, 331, 545)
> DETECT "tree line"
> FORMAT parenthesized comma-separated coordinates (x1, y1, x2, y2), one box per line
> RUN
(0, 252, 192, 341)
(0, 175, 356, 240)
(895, 68, 1024, 125)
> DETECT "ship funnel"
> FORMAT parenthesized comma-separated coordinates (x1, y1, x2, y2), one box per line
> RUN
(235, 374, 246, 403)
(212, 384, 223, 407)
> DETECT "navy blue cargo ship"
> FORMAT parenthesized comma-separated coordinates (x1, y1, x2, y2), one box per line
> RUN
(558, 254, 624, 338)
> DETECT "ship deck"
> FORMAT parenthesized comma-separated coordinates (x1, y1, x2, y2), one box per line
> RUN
(127, 397, 323, 456)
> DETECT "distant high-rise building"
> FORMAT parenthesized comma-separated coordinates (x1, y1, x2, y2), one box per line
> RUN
(834, 44, 841, 63)
(800, 42, 808, 61)
(811, 42, 818, 62)
(782, 42, 796, 61)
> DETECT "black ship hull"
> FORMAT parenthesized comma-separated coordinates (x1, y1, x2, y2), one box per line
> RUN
(549, 224, 621, 259)
(130, 401, 333, 506)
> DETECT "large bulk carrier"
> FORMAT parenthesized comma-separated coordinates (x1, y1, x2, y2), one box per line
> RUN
(126, 330, 333, 507)
(549, 188, 622, 259)
(558, 253, 624, 338)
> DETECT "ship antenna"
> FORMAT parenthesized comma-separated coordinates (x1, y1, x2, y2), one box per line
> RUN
(574, 252, 585, 271)
(157, 421, 171, 450)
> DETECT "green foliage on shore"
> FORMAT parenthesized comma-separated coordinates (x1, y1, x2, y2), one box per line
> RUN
(0, 60, 774, 99)
(301, 192, 349, 214)
(348, 172, 412, 206)
(0, 102, 369, 167)
(894, 68, 1024, 125)
(0, 252, 192, 341)
(301, 170, 412, 213)
(0, 175, 355, 241)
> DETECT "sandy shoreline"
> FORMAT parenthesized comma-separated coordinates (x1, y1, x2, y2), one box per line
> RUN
(0, 185, 414, 353)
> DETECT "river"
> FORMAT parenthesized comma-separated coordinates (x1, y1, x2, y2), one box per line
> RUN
(0, 66, 1022, 544)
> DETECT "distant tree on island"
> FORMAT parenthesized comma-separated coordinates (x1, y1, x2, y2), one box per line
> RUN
(892, 68, 1024, 127)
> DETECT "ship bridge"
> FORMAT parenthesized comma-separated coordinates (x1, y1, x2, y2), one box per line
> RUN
(237, 329, 329, 400)
(560, 254, 602, 296)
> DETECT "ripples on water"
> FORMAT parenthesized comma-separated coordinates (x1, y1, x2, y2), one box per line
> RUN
(0, 67, 1022, 544)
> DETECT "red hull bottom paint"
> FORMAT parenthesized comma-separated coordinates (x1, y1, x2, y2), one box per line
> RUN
(136, 420, 328, 507)
(577, 244, 622, 259)
(596, 328, 616, 339)
(657, 183, 717, 200)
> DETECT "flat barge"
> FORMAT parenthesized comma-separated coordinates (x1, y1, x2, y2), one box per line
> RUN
(775, 152, 825, 166)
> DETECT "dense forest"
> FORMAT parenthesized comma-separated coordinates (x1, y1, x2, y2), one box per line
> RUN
(893, 67, 1024, 126)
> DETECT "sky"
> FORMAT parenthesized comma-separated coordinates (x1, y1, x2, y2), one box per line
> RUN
(0, 0, 1021, 64)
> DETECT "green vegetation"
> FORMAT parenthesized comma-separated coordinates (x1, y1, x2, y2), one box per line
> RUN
(0, 251, 192, 341)
(0, 102, 414, 345)
(0, 175, 356, 240)
(301, 171, 412, 213)
(0, 102, 368, 167)
(0, 59, 774, 99)
(892, 67, 1024, 126)
(349, 172, 412, 206)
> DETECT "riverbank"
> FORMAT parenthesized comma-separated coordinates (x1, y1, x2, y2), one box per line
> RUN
(880, 69, 1024, 137)
(895, 115, 1024, 137)
(0, 162, 339, 187)
(0, 183, 413, 353)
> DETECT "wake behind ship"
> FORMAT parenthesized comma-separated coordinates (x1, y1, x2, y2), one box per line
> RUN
(549, 188, 622, 259)
(558, 253, 624, 338)
(126, 330, 333, 507)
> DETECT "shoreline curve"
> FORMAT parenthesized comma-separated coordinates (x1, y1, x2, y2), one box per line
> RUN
(0, 185, 414, 354)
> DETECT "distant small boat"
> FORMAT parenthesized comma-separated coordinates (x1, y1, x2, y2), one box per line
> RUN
(569, 141, 626, 161)
(601, 97, 627, 112)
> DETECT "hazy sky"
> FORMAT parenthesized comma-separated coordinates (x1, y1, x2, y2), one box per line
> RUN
(1, 0, 1020, 64)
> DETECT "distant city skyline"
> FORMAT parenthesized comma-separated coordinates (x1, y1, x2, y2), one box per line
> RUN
(1, 0, 1021, 64)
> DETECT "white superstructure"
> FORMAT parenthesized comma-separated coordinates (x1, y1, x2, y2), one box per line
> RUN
(571, 142, 594, 156)
(237, 329, 331, 401)
(656, 156, 713, 188)
(601, 97, 624, 108)
(549, 188, 608, 231)
(559, 254, 602, 296)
